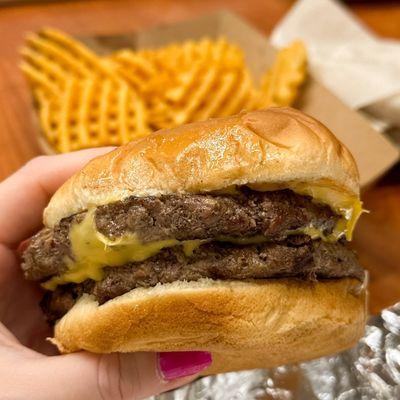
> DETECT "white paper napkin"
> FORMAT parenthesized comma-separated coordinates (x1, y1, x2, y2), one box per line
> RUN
(270, 0, 400, 127)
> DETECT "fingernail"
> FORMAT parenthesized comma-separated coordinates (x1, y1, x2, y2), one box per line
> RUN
(158, 351, 212, 380)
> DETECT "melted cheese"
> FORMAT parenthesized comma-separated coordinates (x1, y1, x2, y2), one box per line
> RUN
(42, 211, 204, 290)
(182, 240, 208, 256)
(248, 181, 364, 241)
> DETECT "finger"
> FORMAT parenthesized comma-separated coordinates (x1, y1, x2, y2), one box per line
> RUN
(0, 321, 19, 346)
(3, 350, 212, 400)
(0, 148, 114, 247)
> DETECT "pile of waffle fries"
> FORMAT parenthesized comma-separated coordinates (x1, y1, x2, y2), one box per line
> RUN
(21, 28, 307, 153)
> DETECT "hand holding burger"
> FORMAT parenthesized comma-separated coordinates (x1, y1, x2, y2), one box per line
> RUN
(0, 149, 211, 400)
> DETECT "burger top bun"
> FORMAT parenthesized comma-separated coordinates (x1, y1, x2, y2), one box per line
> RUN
(44, 107, 359, 227)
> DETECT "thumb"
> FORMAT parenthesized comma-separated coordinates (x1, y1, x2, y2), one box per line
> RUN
(4, 350, 212, 400)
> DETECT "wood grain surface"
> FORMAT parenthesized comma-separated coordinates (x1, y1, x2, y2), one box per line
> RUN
(0, 0, 399, 314)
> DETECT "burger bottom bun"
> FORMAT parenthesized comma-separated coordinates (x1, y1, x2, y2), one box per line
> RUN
(51, 278, 366, 374)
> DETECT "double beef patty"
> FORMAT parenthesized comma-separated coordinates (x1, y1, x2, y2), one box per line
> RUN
(23, 189, 339, 281)
(22, 189, 364, 324)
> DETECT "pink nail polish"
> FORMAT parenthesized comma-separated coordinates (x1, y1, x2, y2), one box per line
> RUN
(158, 351, 212, 380)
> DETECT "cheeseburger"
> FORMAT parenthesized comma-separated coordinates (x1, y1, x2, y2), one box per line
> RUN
(22, 107, 366, 374)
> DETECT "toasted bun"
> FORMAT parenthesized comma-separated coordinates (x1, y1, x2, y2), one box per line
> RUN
(51, 278, 366, 373)
(44, 107, 359, 227)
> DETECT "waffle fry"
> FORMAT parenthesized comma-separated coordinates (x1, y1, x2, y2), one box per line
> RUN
(121, 38, 251, 129)
(257, 41, 307, 108)
(31, 28, 118, 78)
(21, 29, 150, 152)
(110, 50, 158, 94)
(21, 28, 307, 153)
(34, 76, 149, 152)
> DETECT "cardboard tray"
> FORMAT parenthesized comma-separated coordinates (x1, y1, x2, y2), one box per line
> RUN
(36, 10, 399, 187)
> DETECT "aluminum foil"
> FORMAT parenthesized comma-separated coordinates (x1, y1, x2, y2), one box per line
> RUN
(154, 302, 400, 400)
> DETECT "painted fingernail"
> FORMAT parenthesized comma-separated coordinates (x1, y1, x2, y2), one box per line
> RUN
(158, 351, 212, 380)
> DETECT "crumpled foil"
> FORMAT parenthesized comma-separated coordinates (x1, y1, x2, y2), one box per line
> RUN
(154, 302, 400, 399)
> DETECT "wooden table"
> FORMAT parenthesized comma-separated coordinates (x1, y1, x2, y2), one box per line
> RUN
(0, 0, 399, 314)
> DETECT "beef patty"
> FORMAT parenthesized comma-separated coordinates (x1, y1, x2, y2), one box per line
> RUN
(23, 189, 339, 281)
(40, 236, 364, 324)
(21, 189, 363, 325)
